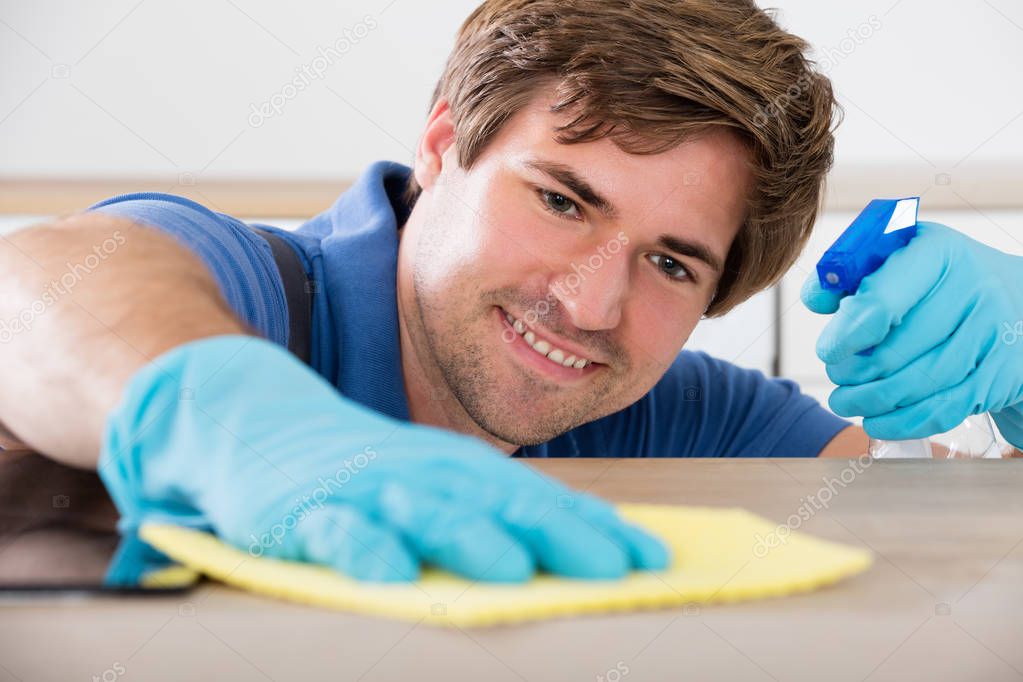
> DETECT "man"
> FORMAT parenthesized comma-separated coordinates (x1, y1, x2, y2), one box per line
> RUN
(2, 0, 1021, 583)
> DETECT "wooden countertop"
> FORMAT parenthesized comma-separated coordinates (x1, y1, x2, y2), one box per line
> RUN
(1, 458, 1022, 681)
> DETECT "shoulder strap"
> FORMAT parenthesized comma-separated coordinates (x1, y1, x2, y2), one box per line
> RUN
(252, 227, 312, 364)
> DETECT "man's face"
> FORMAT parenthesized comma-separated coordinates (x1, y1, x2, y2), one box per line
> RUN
(398, 91, 751, 447)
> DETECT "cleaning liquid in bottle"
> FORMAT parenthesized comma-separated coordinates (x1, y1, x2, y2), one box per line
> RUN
(867, 413, 1009, 459)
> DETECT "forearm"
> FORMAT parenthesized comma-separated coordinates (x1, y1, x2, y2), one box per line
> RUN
(0, 213, 247, 468)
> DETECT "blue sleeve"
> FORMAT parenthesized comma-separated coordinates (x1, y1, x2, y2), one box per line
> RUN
(536, 350, 850, 458)
(88, 193, 289, 347)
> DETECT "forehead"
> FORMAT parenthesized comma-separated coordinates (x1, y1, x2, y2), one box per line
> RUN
(472, 92, 753, 262)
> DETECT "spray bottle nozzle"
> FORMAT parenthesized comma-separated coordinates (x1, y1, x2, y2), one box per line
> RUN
(817, 197, 920, 295)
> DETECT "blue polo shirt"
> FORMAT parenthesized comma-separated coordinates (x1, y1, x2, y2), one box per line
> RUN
(91, 161, 850, 457)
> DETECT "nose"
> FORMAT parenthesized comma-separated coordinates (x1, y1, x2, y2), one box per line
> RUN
(551, 248, 630, 331)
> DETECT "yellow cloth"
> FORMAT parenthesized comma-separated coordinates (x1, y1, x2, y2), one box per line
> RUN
(139, 504, 871, 627)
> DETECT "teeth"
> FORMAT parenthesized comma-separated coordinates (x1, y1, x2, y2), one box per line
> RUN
(502, 309, 592, 369)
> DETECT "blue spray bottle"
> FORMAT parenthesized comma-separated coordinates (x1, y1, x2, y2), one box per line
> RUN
(816, 198, 1004, 458)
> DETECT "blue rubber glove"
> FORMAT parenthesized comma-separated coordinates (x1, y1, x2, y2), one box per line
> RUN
(800, 222, 1023, 447)
(99, 335, 669, 583)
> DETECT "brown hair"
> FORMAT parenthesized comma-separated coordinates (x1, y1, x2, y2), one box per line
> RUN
(406, 0, 838, 317)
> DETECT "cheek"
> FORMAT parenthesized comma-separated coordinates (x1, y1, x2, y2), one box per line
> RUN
(623, 290, 703, 368)
(415, 185, 494, 289)
(475, 187, 572, 279)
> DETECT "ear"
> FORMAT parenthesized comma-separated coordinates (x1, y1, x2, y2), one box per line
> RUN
(413, 98, 456, 193)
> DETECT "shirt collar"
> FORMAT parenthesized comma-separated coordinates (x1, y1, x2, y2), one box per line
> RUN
(320, 160, 413, 420)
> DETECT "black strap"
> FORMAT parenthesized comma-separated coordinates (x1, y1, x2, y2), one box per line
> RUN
(253, 227, 312, 364)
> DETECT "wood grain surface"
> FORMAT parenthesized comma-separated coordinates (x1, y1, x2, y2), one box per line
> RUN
(1, 457, 1021, 682)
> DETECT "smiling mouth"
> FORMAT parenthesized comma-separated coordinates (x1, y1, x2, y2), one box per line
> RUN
(501, 309, 595, 369)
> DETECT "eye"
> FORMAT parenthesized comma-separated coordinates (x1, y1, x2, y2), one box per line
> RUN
(537, 189, 582, 220)
(647, 253, 694, 283)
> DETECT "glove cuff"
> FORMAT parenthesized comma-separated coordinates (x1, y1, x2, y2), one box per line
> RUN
(98, 334, 275, 531)
(991, 405, 1023, 450)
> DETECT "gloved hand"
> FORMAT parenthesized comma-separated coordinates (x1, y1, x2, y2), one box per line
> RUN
(100, 335, 669, 583)
(800, 221, 1023, 447)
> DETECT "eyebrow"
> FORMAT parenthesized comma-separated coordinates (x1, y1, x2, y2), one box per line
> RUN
(525, 157, 726, 276)
(524, 159, 619, 219)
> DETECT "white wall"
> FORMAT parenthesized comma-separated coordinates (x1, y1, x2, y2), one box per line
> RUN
(0, 0, 478, 179)
(3, 1, 1021, 178)
(774, 0, 1023, 168)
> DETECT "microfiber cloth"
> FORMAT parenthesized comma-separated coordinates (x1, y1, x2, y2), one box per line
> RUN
(139, 504, 872, 627)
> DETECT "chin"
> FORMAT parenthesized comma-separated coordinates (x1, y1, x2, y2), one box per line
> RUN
(464, 390, 596, 446)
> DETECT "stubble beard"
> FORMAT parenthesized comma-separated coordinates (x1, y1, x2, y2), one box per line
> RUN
(409, 274, 610, 447)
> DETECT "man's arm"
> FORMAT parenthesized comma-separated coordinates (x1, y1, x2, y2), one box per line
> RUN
(0, 212, 247, 468)
(818, 425, 870, 458)
(0, 208, 669, 584)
